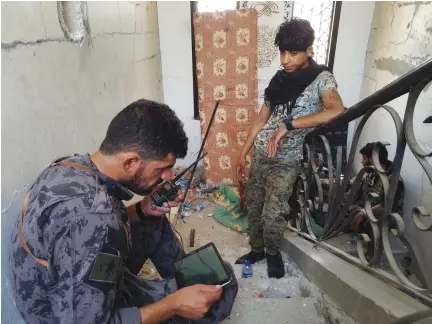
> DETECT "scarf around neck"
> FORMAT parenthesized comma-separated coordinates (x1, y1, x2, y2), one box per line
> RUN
(264, 58, 330, 111)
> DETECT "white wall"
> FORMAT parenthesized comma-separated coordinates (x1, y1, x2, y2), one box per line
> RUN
(157, 1, 201, 166)
(1, 2, 163, 321)
(331, 1, 375, 154)
(332, 1, 375, 108)
(357, 1, 432, 288)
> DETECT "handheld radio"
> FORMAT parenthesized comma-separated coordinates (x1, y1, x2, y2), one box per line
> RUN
(150, 153, 208, 208)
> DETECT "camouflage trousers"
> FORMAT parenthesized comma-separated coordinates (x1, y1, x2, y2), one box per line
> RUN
(123, 216, 238, 323)
(246, 149, 300, 255)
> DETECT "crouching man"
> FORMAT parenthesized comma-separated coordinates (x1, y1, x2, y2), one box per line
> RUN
(10, 99, 237, 324)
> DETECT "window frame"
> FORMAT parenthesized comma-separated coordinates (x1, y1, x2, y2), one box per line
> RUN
(326, 1, 342, 72)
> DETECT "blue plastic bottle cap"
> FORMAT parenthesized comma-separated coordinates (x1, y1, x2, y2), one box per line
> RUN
(244, 259, 251, 266)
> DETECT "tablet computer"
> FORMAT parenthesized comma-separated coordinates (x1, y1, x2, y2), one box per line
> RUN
(174, 242, 231, 288)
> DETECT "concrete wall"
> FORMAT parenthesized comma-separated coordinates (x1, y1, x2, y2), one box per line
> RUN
(332, 1, 375, 108)
(332, 1, 375, 152)
(157, 1, 201, 166)
(1, 1, 162, 321)
(357, 1, 432, 287)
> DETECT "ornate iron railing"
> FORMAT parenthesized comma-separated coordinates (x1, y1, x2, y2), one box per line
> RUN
(289, 58, 432, 305)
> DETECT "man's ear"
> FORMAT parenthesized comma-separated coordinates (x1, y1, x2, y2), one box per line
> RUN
(120, 152, 142, 175)
(307, 46, 313, 57)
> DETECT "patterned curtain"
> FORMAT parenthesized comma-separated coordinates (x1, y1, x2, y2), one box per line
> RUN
(193, 9, 258, 185)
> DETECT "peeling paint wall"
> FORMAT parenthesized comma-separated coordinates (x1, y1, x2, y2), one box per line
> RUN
(1, 1, 162, 321)
(357, 1, 432, 288)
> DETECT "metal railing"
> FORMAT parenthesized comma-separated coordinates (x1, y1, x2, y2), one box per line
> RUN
(289, 58, 432, 305)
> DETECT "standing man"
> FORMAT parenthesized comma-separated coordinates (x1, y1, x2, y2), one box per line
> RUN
(235, 19, 344, 278)
(10, 99, 237, 323)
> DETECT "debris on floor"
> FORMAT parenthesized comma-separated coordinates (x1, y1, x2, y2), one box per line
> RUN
(172, 204, 356, 323)
(139, 190, 355, 323)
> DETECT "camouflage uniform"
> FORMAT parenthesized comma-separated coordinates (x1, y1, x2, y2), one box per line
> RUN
(246, 149, 300, 255)
(248, 71, 338, 255)
(346, 167, 405, 218)
(9, 154, 237, 324)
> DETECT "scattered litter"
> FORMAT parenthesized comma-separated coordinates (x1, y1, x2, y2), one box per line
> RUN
(183, 201, 192, 209)
(181, 211, 191, 218)
(286, 296, 291, 299)
(194, 203, 204, 212)
(199, 215, 204, 220)
(208, 213, 214, 217)
(258, 293, 264, 298)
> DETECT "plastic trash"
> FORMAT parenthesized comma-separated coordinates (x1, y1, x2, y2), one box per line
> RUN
(242, 259, 253, 278)
(194, 203, 204, 212)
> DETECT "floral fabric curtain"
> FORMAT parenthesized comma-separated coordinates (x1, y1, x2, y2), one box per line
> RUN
(193, 9, 258, 185)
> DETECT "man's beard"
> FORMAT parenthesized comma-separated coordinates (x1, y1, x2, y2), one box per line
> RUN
(123, 176, 162, 196)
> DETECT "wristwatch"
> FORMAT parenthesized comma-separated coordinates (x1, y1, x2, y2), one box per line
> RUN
(283, 115, 295, 131)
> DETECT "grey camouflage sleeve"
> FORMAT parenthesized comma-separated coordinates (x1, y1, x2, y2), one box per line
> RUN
(318, 71, 338, 97)
(49, 198, 141, 324)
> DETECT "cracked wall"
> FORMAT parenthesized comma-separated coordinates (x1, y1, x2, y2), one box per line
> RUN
(355, 1, 432, 288)
(1, 2, 163, 321)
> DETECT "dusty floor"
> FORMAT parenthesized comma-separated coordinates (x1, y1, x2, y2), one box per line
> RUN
(142, 201, 356, 324)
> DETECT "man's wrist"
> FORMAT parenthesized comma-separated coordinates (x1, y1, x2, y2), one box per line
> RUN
(139, 294, 177, 323)
(283, 116, 295, 131)
(165, 293, 179, 316)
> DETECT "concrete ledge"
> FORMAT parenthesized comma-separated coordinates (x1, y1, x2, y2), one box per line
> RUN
(281, 232, 429, 324)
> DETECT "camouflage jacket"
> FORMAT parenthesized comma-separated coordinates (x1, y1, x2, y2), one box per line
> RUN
(9, 154, 141, 324)
(348, 167, 405, 215)
(254, 71, 338, 162)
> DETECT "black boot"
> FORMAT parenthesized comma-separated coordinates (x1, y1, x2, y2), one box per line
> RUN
(266, 252, 285, 279)
(235, 250, 265, 264)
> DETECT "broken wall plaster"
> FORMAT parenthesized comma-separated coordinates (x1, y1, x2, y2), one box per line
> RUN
(135, 53, 159, 63)
(57, 1, 91, 45)
(1, 30, 156, 51)
(374, 57, 415, 76)
(374, 56, 432, 82)
(1, 38, 66, 50)
(397, 1, 432, 8)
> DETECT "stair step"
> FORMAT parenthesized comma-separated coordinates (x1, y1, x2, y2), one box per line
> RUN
(223, 296, 324, 324)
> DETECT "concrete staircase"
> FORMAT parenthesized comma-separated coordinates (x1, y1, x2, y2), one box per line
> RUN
(220, 248, 355, 324)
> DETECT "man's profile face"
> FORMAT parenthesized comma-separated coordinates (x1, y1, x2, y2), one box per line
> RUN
(122, 153, 176, 196)
(361, 154, 372, 167)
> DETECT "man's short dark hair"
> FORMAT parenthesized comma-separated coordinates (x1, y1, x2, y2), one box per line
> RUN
(274, 18, 315, 52)
(100, 99, 188, 161)
(360, 142, 388, 165)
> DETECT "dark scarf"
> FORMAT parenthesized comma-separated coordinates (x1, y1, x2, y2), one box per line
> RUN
(264, 58, 330, 111)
